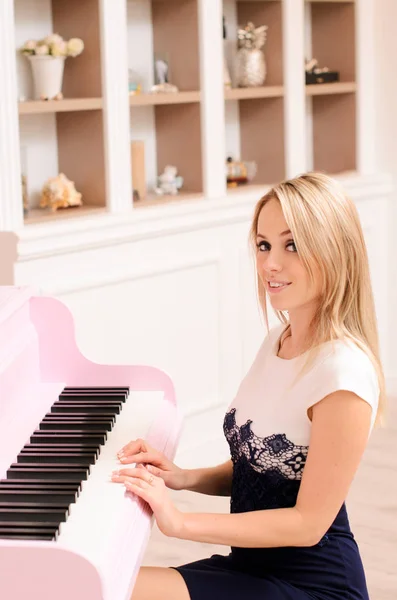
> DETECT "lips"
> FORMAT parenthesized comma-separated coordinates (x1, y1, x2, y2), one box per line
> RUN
(266, 280, 291, 293)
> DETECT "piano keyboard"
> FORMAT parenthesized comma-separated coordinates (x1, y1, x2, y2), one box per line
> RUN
(0, 386, 131, 542)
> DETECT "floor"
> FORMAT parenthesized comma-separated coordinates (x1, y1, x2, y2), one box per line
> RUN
(142, 398, 397, 599)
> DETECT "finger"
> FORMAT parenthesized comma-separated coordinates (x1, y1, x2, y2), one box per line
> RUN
(111, 467, 155, 484)
(124, 476, 150, 489)
(117, 438, 154, 459)
(146, 464, 162, 477)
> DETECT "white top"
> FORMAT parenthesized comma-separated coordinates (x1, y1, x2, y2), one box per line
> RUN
(227, 323, 380, 465)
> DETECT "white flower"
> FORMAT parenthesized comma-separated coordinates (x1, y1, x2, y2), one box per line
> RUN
(44, 33, 64, 46)
(24, 40, 37, 51)
(35, 44, 49, 56)
(67, 38, 84, 57)
(51, 40, 67, 57)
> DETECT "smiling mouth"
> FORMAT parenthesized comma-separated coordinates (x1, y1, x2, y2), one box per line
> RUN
(266, 280, 291, 292)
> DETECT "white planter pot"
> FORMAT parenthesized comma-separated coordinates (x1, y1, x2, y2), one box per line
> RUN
(28, 55, 66, 100)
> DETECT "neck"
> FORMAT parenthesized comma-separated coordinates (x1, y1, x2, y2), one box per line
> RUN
(284, 304, 317, 353)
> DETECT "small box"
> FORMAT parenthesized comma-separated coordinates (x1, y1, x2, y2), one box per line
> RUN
(306, 71, 340, 85)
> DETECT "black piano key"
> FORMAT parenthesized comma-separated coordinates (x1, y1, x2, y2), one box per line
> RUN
(0, 502, 70, 513)
(24, 443, 99, 453)
(6, 467, 88, 481)
(44, 412, 115, 424)
(17, 453, 96, 465)
(0, 508, 68, 523)
(20, 448, 97, 458)
(0, 481, 81, 492)
(0, 532, 56, 540)
(0, 525, 58, 536)
(51, 403, 120, 414)
(64, 386, 129, 392)
(39, 421, 111, 432)
(59, 393, 126, 402)
(0, 490, 77, 503)
(31, 432, 106, 444)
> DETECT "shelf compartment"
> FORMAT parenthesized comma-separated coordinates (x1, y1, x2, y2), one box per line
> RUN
(236, 0, 283, 86)
(129, 91, 200, 106)
(154, 103, 203, 193)
(310, 1, 356, 83)
(306, 81, 356, 96)
(225, 86, 284, 100)
(18, 98, 103, 115)
(238, 96, 285, 185)
(312, 92, 356, 174)
(152, 0, 200, 92)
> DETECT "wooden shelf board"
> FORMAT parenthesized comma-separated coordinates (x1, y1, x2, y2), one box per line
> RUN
(24, 205, 106, 225)
(306, 0, 354, 3)
(225, 86, 284, 101)
(306, 82, 356, 96)
(18, 98, 103, 115)
(134, 192, 203, 208)
(129, 91, 200, 107)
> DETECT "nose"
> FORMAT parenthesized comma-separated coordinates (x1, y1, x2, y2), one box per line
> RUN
(262, 250, 283, 275)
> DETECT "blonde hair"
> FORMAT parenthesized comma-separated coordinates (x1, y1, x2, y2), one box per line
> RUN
(249, 171, 386, 426)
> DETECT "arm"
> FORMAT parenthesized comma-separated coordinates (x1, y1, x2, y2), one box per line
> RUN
(183, 459, 233, 496)
(177, 390, 372, 547)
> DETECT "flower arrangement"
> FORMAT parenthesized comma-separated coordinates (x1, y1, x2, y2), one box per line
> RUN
(20, 33, 84, 59)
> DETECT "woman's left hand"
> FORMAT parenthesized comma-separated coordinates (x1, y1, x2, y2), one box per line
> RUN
(111, 464, 185, 538)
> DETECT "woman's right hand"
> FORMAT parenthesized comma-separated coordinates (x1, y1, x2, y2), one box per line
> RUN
(114, 438, 187, 491)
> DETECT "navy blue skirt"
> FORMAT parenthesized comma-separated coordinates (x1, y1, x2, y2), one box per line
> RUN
(171, 534, 370, 600)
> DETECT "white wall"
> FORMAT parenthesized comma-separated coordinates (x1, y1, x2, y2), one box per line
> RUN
(373, 1, 397, 384)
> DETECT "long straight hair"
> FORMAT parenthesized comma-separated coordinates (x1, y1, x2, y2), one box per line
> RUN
(249, 172, 386, 426)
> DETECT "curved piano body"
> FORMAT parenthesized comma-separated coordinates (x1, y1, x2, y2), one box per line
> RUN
(0, 286, 183, 600)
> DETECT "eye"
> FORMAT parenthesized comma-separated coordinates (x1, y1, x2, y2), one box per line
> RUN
(256, 241, 269, 252)
(286, 241, 297, 253)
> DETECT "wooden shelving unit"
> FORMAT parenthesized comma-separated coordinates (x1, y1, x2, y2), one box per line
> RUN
(15, 0, 106, 224)
(1, 0, 369, 230)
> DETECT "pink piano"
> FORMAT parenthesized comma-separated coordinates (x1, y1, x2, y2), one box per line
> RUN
(0, 286, 183, 600)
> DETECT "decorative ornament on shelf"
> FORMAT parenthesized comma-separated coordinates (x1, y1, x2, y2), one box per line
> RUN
(19, 34, 84, 101)
(226, 156, 257, 187)
(235, 22, 268, 88)
(154, 166, 183, 196)
(150, 57, 179, 94)
(39, 173, 83, 212)
(305, 58, 339, 85)
(128, 68, 142, 96)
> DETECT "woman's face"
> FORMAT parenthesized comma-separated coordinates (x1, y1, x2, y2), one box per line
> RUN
(255, 199, 321, 313)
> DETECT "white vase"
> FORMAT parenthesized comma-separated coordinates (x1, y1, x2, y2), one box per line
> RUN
(28, 55, 66, 100)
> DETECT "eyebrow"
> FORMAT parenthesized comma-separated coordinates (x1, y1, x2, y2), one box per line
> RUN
(256, 230, 291, 239)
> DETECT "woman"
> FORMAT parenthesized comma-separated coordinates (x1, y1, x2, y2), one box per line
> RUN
(112, 172, 385, 599)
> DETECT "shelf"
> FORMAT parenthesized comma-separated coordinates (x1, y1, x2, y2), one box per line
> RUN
(129, 91, 200, 107)
(133, 192, 203, 209)
(24, 205, 107, 225)
(225, 86, 284, 101)
(306, 0, 354, 3)
(18, 98, 103, 115)
(306, 82, 356, 96)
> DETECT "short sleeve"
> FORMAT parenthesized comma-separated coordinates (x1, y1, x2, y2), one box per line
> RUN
(306, 342, 380, 430)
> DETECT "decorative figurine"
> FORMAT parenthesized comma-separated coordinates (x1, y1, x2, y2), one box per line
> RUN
(154, 165, 183, 195)
(150, 58, 178, 94)
(22, 174, 29, 216)
(235, 22, 268, 88)
(40, 172, 82, 211)
(305, 58, 339, 85)
(226, 156, 257, 187)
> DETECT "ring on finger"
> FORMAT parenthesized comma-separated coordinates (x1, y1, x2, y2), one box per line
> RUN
(148, 475, 154, 485)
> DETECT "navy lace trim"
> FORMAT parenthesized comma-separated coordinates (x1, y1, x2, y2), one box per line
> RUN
(223, 408, 308, 480)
